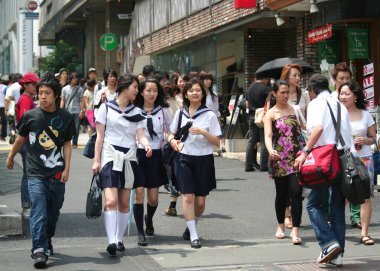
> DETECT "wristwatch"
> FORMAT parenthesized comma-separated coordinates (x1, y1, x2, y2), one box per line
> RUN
(302, 147, 311, 155)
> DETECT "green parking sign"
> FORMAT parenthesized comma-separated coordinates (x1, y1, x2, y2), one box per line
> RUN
(100, 33, 118, 51)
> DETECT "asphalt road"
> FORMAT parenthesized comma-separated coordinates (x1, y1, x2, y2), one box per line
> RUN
(1, 149, 380, 270)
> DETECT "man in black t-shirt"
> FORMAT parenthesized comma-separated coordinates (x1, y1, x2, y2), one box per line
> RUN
(6, 73, 75, 269)
(245, 74, 270, 172)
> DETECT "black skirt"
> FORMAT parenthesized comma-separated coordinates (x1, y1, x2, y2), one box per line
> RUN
(173, 153, 216, 196)
(99, 145, 141, 189)
(136, 148, 168, 188)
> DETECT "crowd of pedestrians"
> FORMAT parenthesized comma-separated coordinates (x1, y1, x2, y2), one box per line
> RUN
(2, 61, 378, 269)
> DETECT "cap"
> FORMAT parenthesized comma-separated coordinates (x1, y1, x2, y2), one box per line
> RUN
(88, 67, 96, 74)
(308, 73, 329, 90)
(18, 72, 40, 86)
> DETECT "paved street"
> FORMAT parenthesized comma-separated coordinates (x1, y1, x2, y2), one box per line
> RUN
(1, 146, 380, 270)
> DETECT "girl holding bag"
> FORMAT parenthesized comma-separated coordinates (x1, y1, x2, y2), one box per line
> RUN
(92, 76, 152, 256)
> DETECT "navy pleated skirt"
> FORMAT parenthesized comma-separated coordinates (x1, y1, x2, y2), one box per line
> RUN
(99, 145, 141, 189)
(136, 148, 168, 188)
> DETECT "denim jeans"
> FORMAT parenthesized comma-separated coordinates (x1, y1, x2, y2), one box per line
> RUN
(245, 114, 268, 170)
(71, 113, 80, 145)
(19, 143, 31, 208)
(307, 182, 345, 251)
(28, 178, 65, 255)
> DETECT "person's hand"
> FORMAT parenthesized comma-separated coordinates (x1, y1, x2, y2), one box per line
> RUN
(6, 155, 14, 170)
(92, 160, 100, 174)
(79, 111, 85, 119)
(189, 127, 205, 136)
(269, 149, 281, 160)
(145, 145, 152, 157)
(170, 139, 182, 152)
(294, 152, 307, 171)
(100, 92, 107, 103)
(354, 136, 365, 146)
(61, 168, 70, 183)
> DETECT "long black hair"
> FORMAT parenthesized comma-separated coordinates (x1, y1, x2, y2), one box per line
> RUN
(135, 78, 169, 108)
(116, 75, 139, 95)
(199, 70, 217, 101)
(182, 78, 207, 109)
(37, 72, 62, 107)
(338, 80, 367, 110)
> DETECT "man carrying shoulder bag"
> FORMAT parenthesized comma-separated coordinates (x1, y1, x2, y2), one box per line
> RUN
(295, 74, 353, 267)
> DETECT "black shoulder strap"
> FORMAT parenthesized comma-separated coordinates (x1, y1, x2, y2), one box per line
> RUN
(296, 89, 302, 105)
(66, 86, 79, 108)
(177, 109, 183, 132)
(39, 108, 63, 148)
(326, 101, 345, 147)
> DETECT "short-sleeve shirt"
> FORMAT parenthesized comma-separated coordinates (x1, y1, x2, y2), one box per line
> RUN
(206, 94, 221, 117)
(16, 93, 35, 123)
(17, 107, 75, 180)
(246, 82, 269, 115)
(287, 89, 310, 116)
(96, 100, 144, 149)
(83, 89, 94, 110)
(350, 110, 375, 157)
(170, 106, 222, 156)
(306, 91, 353, 150)
(94, 87, 118, 118)
(138, 106, 173, 150)
(62, 85, 84, 114)
(5, 82, 21, 116)
(0, 84, 5, 107)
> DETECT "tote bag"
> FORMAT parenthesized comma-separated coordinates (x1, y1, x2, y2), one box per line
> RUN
(86, 174, 102, 219)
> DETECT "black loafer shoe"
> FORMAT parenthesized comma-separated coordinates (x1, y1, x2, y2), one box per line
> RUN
(182, 227, 190, 240)
(32, 252, 47, 269)
(107, 243, 117, 256)
(191, 239, 201, 249)
(245, 168, 255, 172)
(116, 242, 125, 251)
(144, 214, 154, 236)
(253, 162, 260, 169)
(138, 234, 148, 246)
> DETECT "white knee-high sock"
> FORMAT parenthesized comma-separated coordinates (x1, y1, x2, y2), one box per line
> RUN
(116, 210, 130, 243)
(104, 210, 117, 244)
(186, 220, 199, 241)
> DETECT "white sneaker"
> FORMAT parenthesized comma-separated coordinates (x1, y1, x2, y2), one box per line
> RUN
(329, 252, 343, 267)
(317, 243, 341, 263)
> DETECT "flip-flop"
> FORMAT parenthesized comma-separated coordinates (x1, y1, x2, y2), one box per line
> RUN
(276, 231, 285, 239)
(361, 235, 375, 245)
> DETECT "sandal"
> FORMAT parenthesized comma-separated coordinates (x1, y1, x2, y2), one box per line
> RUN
(290, 231, 302, 245)
(361, 235, 375, 245)
(285, 216, 293, 229)
(275, 226, 285, 239)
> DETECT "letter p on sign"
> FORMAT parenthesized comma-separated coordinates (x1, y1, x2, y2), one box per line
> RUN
(100, 33, 118, 51)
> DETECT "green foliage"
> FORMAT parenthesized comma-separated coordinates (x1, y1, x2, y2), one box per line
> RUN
(40, 40, 81, 73)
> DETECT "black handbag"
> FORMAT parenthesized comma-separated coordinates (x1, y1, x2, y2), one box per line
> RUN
(162, 109, 183, 165)
(83, 104, 108, 159)
(327, 103, 371, 205)
(85, 174, 102, 219)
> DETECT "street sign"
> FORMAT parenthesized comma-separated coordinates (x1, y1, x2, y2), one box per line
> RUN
(117, 14, 132, 19)
(100, 33, 118, 51)
(25, 0, 38, 11)
(24, 12, 39, 20)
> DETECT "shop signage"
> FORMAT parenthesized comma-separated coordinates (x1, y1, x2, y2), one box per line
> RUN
(100, 33, 118, 51)
(25, 0, 38, 11)
(234, 0, 256, 8)
(318, 39, 339, 64)
(307, 24, 332, 44)
(348, 28, 369, 59)
(363, 63, 375, 111)
(24, 12, 39, 20)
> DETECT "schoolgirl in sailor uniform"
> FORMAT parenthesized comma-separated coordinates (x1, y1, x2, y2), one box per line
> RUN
(168, 78, 221, 249)
(92, 76, 152, 256)
(133, 78, 172, 246)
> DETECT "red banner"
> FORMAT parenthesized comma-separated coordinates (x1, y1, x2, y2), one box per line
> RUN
(307, 24, 332, 44)
(234, 0, 256, 9)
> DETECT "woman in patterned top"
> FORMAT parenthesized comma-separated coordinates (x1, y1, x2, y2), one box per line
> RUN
(263, 80, 305, 245)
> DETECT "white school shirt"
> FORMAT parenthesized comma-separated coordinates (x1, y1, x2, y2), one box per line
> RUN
(170, 107, 222, 156)
(96, 101, 144, 149)
(306, 91, 353, 150)
(94, 87, 118, 119)
(206, 94, 220, 117)
(138, 106, 173, 150)
(350, 110, 375, 157)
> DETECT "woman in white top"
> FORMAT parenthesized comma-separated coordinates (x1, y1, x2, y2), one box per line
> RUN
(133, 79, 172, 246)
(92, 75, 152, 255)
(339, 80, 375, 245)
(94, 69, 118, 118)
(168, 78, 221, 249)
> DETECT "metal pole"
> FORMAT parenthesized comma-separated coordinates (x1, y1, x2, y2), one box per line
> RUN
(106, 1, 110, 67)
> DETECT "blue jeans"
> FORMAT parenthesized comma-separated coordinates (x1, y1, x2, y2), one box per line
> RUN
(19, 143, 30, 208)
(307, 182, 345, 251)
(71, 113, 80, 145)
(28, 178, 65, 255)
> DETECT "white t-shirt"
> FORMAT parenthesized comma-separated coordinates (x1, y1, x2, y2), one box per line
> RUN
(350, 110, 375, 157)
(206, 94, 220, 117)
(307, 91, 353, 150)
(5, 82, 21, 116)
(138, 107, 173, 150)
(170, 106, 222, 156)
(96, 101, 144, 149)
(94, 87, 118, 118)
(0, 84, 5, 107)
